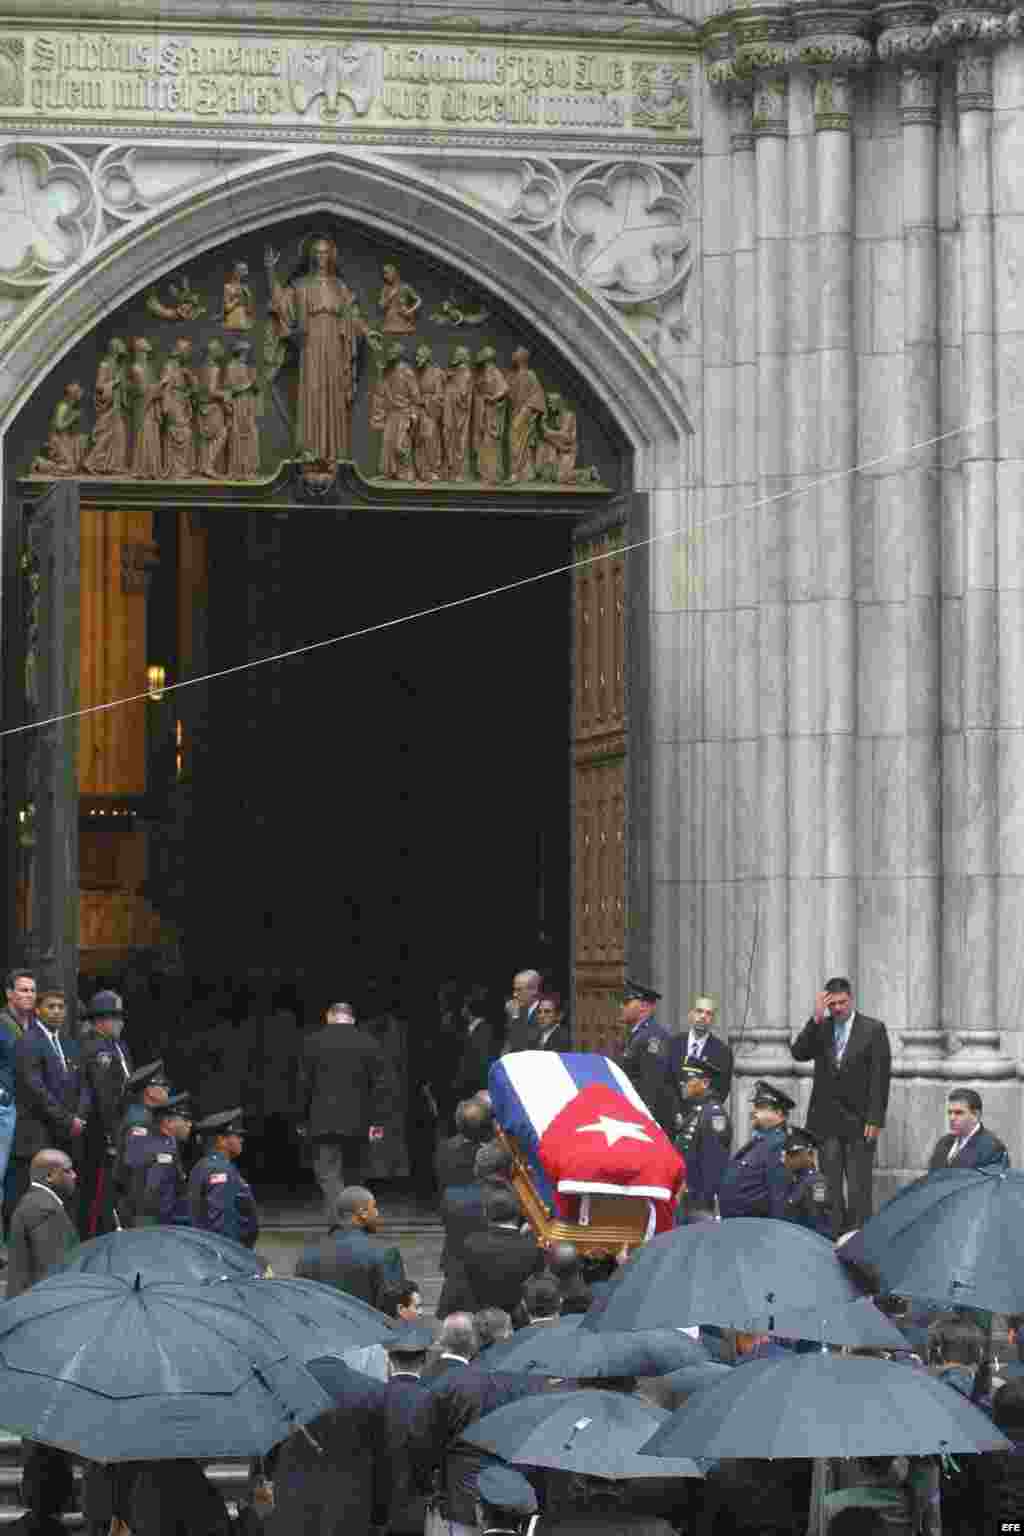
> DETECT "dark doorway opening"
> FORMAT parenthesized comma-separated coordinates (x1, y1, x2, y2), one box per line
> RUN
(139, 506, 573, 1189)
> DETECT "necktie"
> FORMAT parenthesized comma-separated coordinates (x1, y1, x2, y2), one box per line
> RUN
(692, 1036, 704, 1060)
(948, 1139, 962, 1164)
(114, 1044, 128, 1076)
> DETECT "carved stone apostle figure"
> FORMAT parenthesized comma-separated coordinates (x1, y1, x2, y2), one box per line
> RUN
(536, 392, 578, 484)
(442, 344, 474, 481)
(82, 336, 130, 475)
(158, 336, 197, 479)
(196, 338, 229, 478)
(370, 340, 421, 481)
(129, 337, 164, 480)
(472, 344, 508, 485)
(414, 342, 444, 482)
(224, 340, 260, 479)
(378, 262, 421, 334)
(265, 234, 366, 462)
(222, 261, 254, 330)
(32, 382, 87, 475)
(505, 345, 546, 483)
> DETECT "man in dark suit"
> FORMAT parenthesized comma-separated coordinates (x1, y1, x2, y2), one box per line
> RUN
(451, 987, 494, 1104)
(536, 994, 571, 1052)
(7, 1147, 78, 1296)
(790, 975, 892, 1235)
(547, 1240, 594, 1315)
(435, 1096, 493, 1190)
(381, 1323, 436, 1535)
(502, 969, 543, 1054)
(294, 1184, 406, 1308)
(420, 1312, 479, 1380)
(76, 990, 132, 1238)
(668, 994, 734, 1101)
(300, 1000, 393, 1225)
(13, 985, 83, 1207)
(928, 1087, 1009, 1172)
(456, 1186, 544, 1314)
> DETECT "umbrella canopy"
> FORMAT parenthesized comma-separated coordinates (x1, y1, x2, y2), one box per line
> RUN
(581, 1219, 862, 1338)
(638, 1353, 1012, 1460)
(484, 1320, 708, 1377)
(838, 1166, 1024, 1313)
(59, 1227, 264, 1284)
(0, 1273, 331, 1461)
(462, 1387, 703, 1479)
(774, 1298, 912, 1353)
(202, 1277, 395, 1362)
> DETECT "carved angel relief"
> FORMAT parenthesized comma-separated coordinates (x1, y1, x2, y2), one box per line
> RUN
(286, 43, 381, 118)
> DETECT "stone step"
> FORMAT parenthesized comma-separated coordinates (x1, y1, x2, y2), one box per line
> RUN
(0, 1456, 252, 1509)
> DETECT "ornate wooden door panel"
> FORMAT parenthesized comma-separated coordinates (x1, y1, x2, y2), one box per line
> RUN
(573, 525, 626, 1053)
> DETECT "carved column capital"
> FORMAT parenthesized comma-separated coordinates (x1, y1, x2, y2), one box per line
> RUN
(813, 68, 855, 128)
(875, 0, 939, 57)
(899, 62, 941, 121)
(955, 42, 995, 107)
(729, 84, 756, 150)
(752, 73, 790, 134)
(934, 0, 1010, 51)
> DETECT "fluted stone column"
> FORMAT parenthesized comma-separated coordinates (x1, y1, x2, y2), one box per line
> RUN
(945, 47, 998, 1033)
(753, 72, 791, 1026)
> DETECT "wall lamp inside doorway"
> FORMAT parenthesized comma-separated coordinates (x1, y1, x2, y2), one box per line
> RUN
(147, 664, 167, 702)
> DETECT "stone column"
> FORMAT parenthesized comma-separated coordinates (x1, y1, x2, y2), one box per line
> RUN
(753, 73, 791, 1024)
(946, 47, 998, 1032)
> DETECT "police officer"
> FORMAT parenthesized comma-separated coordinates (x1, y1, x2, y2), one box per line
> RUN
(114, 1059, 171, 1227)
(76, 991, 132, 1237)
(474, 1465, 538, 1536)
(782, 1125, 832, 1237)
(616, 980, 680, 1134)
(673, 1062, 732, 1223)
(188, 1107, 259, 1248)
(138, 1094, 193, 1227)
(718, 1080, 793, 1220)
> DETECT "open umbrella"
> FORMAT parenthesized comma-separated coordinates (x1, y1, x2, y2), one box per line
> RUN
(0, 1273, 331, 1461)
(462, 1388, 703, 1479)
(581, 1219, 862, 1339)
(202, 1277, 395, 1360)
(838, 1166, 1024, 1313)
(484, 1320, 708, 1377)
(773, 1297, 913, 1352)
(638, 1353, 1011, 1460)
(59, 1226, 264, 1283)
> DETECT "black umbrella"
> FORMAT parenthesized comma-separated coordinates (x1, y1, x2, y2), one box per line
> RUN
(581, 1219, 861, 1338)
(0, 1273, 331, 1461)
(462, 1388, 703, 1479)
(59, 1227, 264, 1283)
(484, 1320, 708, 1377)
(202, 1277, 395, 1362)
(773, 1297, 912, 1352)
(838, 1166, 1024, 1313)
(638, 1353, 1011, 1460)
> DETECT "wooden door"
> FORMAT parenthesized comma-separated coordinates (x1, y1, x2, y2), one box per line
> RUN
(572, 524, 626, 1053)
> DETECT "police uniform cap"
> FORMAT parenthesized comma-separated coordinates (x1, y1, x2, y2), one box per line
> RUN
(784, 1126, 818, 1153)
(87, 989, 125, 1020)
(153, 1093, 191, 1121)
(386, 1321, 435, 1356)
(623, 979, 662, 1004)
(123, 1059, 168, 1097)
(477, 1466, 538, 1517)
(750, 1080, 795, 1112)
(194, 1107, 245, 1136)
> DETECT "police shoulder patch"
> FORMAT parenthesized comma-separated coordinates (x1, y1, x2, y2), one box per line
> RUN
(813, 1181, 827, 1203)
(96, 1052, 112, 1067)
(648, 1039, 661, 1055)
(130, 1126, 148, 1136)
(712, 1115, 728, 1132)
(209, 1172, 228, 1184)
(157, 1153, 173, 1164)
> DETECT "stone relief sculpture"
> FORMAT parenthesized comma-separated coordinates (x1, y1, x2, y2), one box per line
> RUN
(285, 42, 381, 118)
(265, 234, 367, 462)
(505, 346, 546, 483)
(414, 343, 445, 483)
(145, 273, 207, 322)
(31, 383, 86, 475)
(378, 263, 422, 334)
(536, 392, 578, 483)
(442, 344, 474, 482)
(129, 337, 164, 481)
(158, 337, 197, 480)
(370, 341, 421, 482)
(81, 337, 129, 476)
(196, 338, 229, 479)
(224, 341, 260, 480)
(472, 345, 508, 485)
(221, 261, 254, 330)
(428, 294, 491, 328)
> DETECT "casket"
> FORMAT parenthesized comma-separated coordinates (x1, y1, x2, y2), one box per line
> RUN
(488, 1051, 685, 1257)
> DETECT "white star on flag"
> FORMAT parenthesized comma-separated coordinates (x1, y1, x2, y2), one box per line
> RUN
(575, 1114, 654, 1147)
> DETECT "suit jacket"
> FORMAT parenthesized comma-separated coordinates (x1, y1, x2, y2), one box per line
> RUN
(420, 1364, 549, 1524)
(669, 1031, 734, 1101)
(384, 1375, 435, 1533)
(7, 1183, 77, 1296)
(790, 1011, 892, 1139)
(452, 1022, 494, 1103)
(458, 1224, 545, 1313)
(928, 1125, 1009, 1172)
(264, 1372, 392, 1536)
(539, 1021, 572, 1053)
(14, 1021, 80, 1158)
(504, 1003, 540, 1055)
(300, 1024, 392, 1138)
(434, 1134, 479, 1190)
(294, 1226, 406, 1309)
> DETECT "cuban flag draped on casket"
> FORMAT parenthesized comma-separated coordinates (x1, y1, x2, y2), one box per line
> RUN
(489, 1052, 685, 1234)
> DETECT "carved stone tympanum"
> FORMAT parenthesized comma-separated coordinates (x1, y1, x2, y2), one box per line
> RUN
(145, 273, 207, 322)
(370, 340, 421, 481)
(506, 345, 546, 483)
(196, 338, 229, 479)
(414, 343, 445, 483)
(378, 262, 421, 334)
(442, 344, 474, 481)
(537, 392, 579, 483)
(129, 337, 163, 481)
(81, 336, 129, 476)
(158, 337, 197, 480)
(225, 340, 260, 480)
(32, 382, 86, 476)
(472, 344, 508, 485)
(221, 261, 254, 330)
